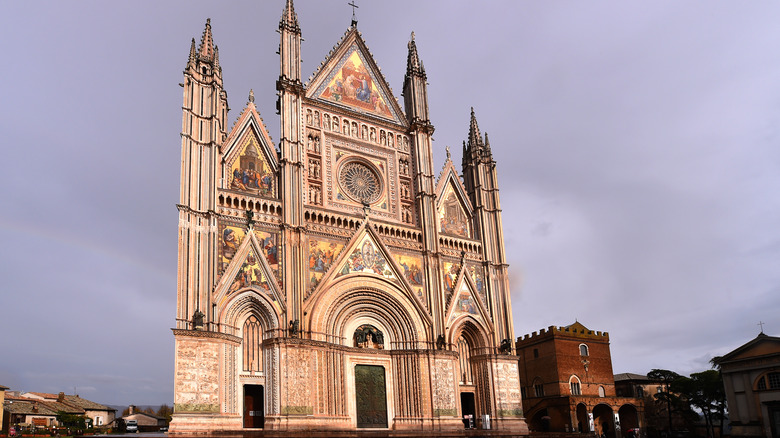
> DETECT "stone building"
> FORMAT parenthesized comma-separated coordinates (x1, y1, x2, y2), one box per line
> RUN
(715, 332, 780, 438)
(516, 322, 643, 437)
(171, 1, 526, 434)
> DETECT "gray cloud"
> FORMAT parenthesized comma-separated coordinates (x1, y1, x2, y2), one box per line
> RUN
(1, 0, 778, 404)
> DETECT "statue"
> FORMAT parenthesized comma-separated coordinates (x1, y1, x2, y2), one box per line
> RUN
(436, 334, 446, 350)
(192, 310, 205, 330)
(498, 338, 512, 354)
(246, 210, 255, 230)
(289, 319, 299, 337)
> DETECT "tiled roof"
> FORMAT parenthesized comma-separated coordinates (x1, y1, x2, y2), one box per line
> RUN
(614, 372, 652, 382)
(63, 395, 114, 411)
(3, 400, 59, 416)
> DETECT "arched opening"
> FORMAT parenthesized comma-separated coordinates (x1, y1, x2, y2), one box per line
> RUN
(618, 404, 639, 438)
(593, 404, 615, 438)
(576, 403, 589, 433)
(580, 343, 589, 357)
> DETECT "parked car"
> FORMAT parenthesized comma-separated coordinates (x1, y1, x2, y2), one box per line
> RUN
(126, 420, 138, 433)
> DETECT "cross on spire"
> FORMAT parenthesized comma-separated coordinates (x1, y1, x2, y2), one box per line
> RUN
(758, 321, 765, 333)
(348, 1, 359, 26)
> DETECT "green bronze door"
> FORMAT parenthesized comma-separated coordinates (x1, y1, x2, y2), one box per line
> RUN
(355, 365, 388, 428)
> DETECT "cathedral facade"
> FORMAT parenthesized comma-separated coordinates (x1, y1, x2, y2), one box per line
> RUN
(171, 1, 527, 434)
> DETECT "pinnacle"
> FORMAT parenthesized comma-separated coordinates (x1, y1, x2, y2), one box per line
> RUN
(280, 0, 300, 32)
(468, 107, 482, 149)
(198, 18, 215, 60)
(188, 38, 197, 62)
(406, 31, 423, 77)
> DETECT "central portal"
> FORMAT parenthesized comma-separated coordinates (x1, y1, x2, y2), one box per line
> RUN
(243, 384, 264, 428)
(355, 365, 388, 428)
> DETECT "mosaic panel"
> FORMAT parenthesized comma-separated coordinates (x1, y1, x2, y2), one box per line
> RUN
(316, 46, 395, 121)
(453, 282, 479, 316)
(336, 235, 396, 281)
(307, 238, 345, 293)
(395, 253, 426, 308)
(227, 133, 274, 197)
(438, 185, 470, 238)
(442, 261, 460, 294)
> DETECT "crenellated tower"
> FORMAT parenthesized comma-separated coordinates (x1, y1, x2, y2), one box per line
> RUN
(176, 18, 229, 329)
(461, 108, 515, 350)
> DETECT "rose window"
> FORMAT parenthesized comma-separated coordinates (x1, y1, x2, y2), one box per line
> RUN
(339, 160, 382, 204)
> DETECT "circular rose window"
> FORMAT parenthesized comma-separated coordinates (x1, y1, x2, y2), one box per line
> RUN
(338, 160, 383, 204)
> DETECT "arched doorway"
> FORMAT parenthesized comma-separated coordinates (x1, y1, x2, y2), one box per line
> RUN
(577, 403, 589, 433)
(593, 404, 615, 438)
(618, 404, 639, 438)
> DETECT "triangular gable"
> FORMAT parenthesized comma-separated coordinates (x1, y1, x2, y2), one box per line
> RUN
(221, 101, 278, 197)
(720, 333, 780, 362)
(445, 264, 492, 327)
(436, 161, 474, 239)
(222, 100, 277, 170)
(307, 28, 405, 125)
(213, 229, 285, 312)
(306, 220, 430, 323)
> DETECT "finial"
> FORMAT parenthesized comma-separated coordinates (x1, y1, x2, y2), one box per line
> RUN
(248, 89, 255, 103)
(348, 1, 359, 26)
(446, 146, 451, 160)
(758, 321, 765, 334)
(411, 31, 415, 42)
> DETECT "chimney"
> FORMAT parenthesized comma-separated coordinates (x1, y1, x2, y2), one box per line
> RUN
(58, 392, 65, 402)
(129, 405, 136, 415)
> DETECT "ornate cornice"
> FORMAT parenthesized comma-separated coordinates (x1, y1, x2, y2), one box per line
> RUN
(172, 328, 242, 345)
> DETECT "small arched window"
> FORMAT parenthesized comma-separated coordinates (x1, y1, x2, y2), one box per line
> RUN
(756, 372, 780, 390)
(599, 386, 606, 397)
(570, 376, 582, 395)
(579, 343, 589, 357)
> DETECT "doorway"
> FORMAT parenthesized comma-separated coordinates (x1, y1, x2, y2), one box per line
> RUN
(243, 384, 264, 428)
(355, 365, 388, 428)
(461, 392, 476, 429)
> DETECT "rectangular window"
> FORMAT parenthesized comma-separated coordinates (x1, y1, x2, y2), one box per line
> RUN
(571, 382, 581, 395)
(521, 387, 528, 399)
(534, 383, 544, 397)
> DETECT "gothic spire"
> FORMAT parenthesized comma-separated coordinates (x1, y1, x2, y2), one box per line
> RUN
(468, 107, 483, 149)
(406, 32, 425, 78)
(188, 38, 197, 64)
(198, 18, 215, 61)
(280, 0, 300, 33)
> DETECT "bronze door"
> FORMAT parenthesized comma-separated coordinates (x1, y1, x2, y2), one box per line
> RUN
(243, 385, 264, 428)
(355, 365, 388, 428)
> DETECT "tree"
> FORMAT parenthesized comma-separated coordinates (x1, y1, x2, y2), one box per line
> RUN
(156, 405, 173, 424)
(648, 369, 683, 433)
(673, 370, 727, 438)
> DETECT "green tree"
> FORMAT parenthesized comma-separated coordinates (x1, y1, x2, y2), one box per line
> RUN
(674, 370, 727, 438)
(648, 369, 683, 433)
(55, 411, 87, 429)
(156, 405, 173, 424)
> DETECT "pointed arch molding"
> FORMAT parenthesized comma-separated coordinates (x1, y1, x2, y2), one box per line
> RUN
(445, 264, 494, 335)
(304, 221, 432, 327)
(435, 159, 473, 218)
(306, 28, 406, 126)
(221, 105, 279, 175)
(213, 229, 286, 315)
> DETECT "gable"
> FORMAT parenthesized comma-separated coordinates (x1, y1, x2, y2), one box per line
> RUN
(335, 232, 398, 281)
(224, 128, 276, 197)
(446, 266, 492, 327)
(724, 336, 780, 362)
(213, 229, 284, 311)
(307, 31, 405, 125)
(438, 183, 472, 239)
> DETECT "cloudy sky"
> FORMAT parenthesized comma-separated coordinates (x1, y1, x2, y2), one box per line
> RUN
(1, 1, 779, 405)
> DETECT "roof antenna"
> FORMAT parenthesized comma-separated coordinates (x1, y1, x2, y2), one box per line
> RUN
(348, 1, 359, 26)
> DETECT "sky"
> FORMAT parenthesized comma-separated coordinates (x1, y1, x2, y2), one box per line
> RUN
(1, 1, 779, 406)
